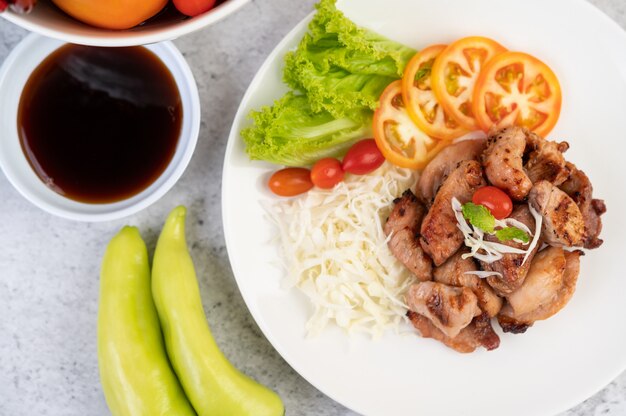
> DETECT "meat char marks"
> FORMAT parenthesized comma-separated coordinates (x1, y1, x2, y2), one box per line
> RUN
(384, 190, 432, 281)
(419, 160, 486, 266)
(498, 248, 582, 333)
(407, 311, 500, 353)
(382, 125, 604, 352)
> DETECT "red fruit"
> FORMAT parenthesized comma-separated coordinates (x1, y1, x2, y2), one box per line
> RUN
(342, 138, 385, 175)
(311, 158, 344, 189)
(472, 186, 513, 219)
(268, 168, 313, 197)
(172, 0, 216, 17)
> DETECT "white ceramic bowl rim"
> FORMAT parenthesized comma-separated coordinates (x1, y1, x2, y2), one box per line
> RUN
(0, 34, 201, 222)
(1, 0, 250, 47)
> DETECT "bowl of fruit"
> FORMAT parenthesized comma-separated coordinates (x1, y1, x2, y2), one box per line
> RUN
(0, 0, 249, 47)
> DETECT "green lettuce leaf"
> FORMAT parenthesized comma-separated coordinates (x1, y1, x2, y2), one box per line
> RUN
(305, 0, 415, 76)
(283, 56, 397, 118)
(283, 0, 415, 117)
(241, 92, 372, 166)
(242, 0, 414, 166)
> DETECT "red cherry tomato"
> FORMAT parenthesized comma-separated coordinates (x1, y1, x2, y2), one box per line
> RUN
(311, 158, 344, 189)
(472, 186, 513, 219)
(269, 168, 313, 197)
(342, 139, 385, 175)
(172, 0, 216, 16)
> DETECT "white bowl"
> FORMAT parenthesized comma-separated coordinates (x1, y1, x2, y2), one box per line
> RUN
(0, 34, 201, 221)
(1, 0, 249, 47)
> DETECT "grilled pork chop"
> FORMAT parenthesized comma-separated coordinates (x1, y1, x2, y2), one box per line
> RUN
(529, 180, 585, 247)
(433, 250, 502, 317)
(525, 131, 570, 186)
(406, 281, 481, 338)
(559, 163, 606, 249)
(481, 205, 540, 296)
(482, 127, 533, 201)
(498, 248, 582, 333)
(407, 311, 500, 353)
(416, 138, 487, 205)
(420, 160, 486, 266)
(384, 190, 432, 281)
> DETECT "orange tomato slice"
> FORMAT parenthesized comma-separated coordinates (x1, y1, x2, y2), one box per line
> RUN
(472, 51, 562, 137)
(431, 36, 507, 130)
(402, 44, 468, 140)
(374, 80, 448, 170)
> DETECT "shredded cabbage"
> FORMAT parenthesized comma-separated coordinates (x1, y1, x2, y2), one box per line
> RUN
(265, 163, 418, 338)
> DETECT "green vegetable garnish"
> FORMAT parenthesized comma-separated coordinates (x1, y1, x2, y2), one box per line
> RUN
(242, 0, 416, 166)
(495, 227, 531, 244)
(283, 0, 415, 117)
(461, 202, 530, 243)
(242, 93, 371, 166)
(462, 202, 495, 233)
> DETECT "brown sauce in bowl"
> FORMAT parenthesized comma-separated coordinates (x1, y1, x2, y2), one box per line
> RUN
(18, 44, 182, 204)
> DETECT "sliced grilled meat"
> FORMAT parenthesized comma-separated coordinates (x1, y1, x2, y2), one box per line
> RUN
(529, 180, 585, 247)
(498, 248, 582, 333)
(407, 311, 500, 353)
(482, 126, 533, 201)
(384, 190, 433, 281)
(416, 138, 487, 205)
(525, 131, 570, 186)
(420, 160, 486, 266)
(481, 205, 540, 296)
(559, 163, 606, 249)
(433, 250, 502, 317)
(406, 281, 481, 338)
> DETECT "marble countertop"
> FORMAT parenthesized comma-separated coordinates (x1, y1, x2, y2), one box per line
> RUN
(1, 0, 625, 415)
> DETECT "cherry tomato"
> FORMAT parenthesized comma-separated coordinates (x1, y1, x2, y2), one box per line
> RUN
(342, 139, 385, 175)
(431, 36, 506, 130)
(472, 51, 562, 137)
(374, 81, 448, 170)
(268, 168, 313, 197)
(311, 158, 344, 189)
(402, 44, 468, 140)
(173, 0, 216, 16)
(472, 186, 513, 219)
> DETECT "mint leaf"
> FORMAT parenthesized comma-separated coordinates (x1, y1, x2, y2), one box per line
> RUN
(495, 227, 530, 243)
(461, 202, 495, 233)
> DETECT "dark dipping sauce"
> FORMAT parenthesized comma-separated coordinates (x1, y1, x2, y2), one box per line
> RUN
(18, 44, 182, 204)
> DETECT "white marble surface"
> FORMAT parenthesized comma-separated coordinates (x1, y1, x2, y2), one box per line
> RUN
(1, 0, 625, 415)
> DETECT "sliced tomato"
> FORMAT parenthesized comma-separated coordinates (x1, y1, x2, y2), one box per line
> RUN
(431, 36, 507, 130)
(472, 51, 562, 137)
(374, 80, 448, 170)
(402, 44, 468, 140)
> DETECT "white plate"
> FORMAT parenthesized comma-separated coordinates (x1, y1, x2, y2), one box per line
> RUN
(222, 1, 626, 415)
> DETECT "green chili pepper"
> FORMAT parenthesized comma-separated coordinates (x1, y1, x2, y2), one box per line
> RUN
(152, 206, 285, 416)
(98, 226, 196, 416)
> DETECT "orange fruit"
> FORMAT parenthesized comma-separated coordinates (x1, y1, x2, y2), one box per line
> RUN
(51, 0, 168, 30)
